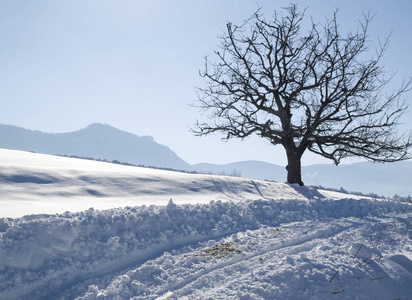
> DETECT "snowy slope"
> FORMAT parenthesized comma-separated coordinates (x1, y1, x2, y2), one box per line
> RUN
(0, 149, 316, 218)
(0, 149, 411, 299)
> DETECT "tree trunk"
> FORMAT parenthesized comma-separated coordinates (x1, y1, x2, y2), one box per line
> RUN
(286, 150, 304, 186)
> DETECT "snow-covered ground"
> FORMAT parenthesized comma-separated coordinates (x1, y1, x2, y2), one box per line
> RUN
(0, 149, 312, 218)
(0, 149, 411, 299)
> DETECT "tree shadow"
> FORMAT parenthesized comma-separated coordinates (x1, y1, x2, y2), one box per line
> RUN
(289, 184, 325, 200)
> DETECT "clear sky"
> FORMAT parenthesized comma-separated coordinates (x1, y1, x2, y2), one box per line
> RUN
(1, 0, 411, 166)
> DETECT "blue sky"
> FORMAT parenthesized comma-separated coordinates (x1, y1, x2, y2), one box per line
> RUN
(0, 0, 411, 166)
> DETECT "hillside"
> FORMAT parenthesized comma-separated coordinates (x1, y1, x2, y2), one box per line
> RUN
(1, 123, 410, 196)
(0, 123, 189, 169)
(0, 149, 411, 299)
(0, 149, 350, 218)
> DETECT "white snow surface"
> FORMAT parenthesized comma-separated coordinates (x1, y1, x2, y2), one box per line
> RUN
(0, 149, 411, 299)
(0, 149, 313, 218)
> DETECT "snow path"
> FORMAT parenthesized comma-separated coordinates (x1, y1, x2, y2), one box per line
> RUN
(1, 198, 411, 299)
(81, 217, 411, 299)
(75, 213, 412, 300)
(151, 222, 355, 299)
(42, 230, 241, 300)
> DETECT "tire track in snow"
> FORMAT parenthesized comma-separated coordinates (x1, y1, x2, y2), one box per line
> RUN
(153, 221, 358, 299)
(40, 231, 241, 300)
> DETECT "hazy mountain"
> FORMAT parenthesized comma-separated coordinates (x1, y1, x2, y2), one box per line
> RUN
(302, 161, 412, 197)
(0, 123, 189, 169)
(191, 160, 412, 197)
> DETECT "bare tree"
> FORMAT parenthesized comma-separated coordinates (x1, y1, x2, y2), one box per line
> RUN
(192, 4, 411, 185)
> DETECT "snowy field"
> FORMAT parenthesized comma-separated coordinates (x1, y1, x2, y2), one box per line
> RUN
(0, 149, 411, 299)
(0, 149, 314, 218)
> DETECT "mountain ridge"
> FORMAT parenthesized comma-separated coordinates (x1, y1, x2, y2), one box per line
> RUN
(0, 123, 189, 170)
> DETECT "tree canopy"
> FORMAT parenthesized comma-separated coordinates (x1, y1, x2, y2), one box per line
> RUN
(193, 4, 411, 185)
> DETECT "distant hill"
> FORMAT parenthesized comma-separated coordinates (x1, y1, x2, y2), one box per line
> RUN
(0, 123, 189, 170)
(190, 160, 412, 197)
(302, 161, 412, 197)
(191, 160, 286, 180)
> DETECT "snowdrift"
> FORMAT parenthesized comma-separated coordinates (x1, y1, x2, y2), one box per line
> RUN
(1, 198, 411, 299)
